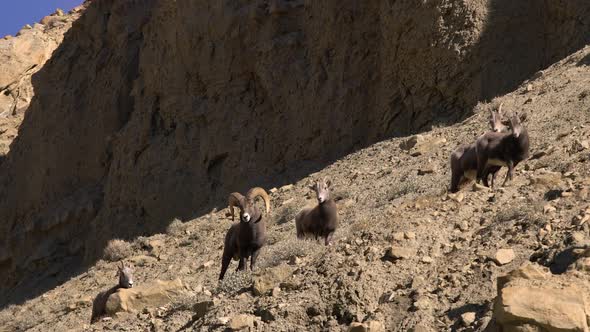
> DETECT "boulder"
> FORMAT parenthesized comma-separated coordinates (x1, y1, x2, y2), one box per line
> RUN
(493, 262, 590, 332)
(228, 314, 255, 330)
(495, 285, 588, 331)
(252, 264, 294, 296)
(105, 278, 186, 314)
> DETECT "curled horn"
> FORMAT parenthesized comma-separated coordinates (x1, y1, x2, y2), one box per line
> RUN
(246, 187, 271, 214)
(228, 192, 245, 221)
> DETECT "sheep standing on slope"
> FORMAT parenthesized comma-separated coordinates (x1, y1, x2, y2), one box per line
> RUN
(476, 112, 530, 187)
(90, 261, 134, 323)
(295, 178, 338, 246)
(219, 187, 271, 280)
(449, 105, 509, 192)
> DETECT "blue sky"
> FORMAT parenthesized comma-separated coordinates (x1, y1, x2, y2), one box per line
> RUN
(0, 0, 84, 37)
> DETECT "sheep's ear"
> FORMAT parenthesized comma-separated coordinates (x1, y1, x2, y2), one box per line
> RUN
(325, 179, 332, 187)
(519, 112, 527, 122)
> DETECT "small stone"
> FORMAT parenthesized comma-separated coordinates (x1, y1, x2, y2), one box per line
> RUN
(280, 184, 293, 191)
(421, 256, 434, 264)
(543, 204, 557, 214)
(525, 84, 534, 92)
(203, 289, 212, 297)
(269, 187, 278, 193)
(461, 312, 476, 326)
(572, 139, 589, 152)
(228, 314, 254, 330)
(348, 321, 385, 332)
(413, 297, 432, 311)
(218, 316, 230, 324)
(384, 246, 415, 261)
(271, 287, 281, 297)
(418, 166, 435, 175)
(405, 232, 416, 240)
(494, 249, 515, 265)
(289, 256, 302, 265)
(392, 232, 405, 241)
(448, 192, 465, 203)
(472, 183, 489, 192)
(456, 220, 469, 232)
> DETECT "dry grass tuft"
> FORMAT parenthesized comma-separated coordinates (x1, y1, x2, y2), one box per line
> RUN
(103, 239, 133, 262)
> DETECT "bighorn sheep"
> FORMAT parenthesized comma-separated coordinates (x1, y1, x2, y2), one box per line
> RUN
(91, 261, 134, 323)
(219, 187, 271, 280)
(489, 103, 509, 133)
(295, 178, 338, 246)
(450, 143, 501, 192)
(450, 105, 511, 192)
(475, 112, 529, 187)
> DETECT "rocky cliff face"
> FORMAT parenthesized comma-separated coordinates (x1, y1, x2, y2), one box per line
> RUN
(1, 0, 590, 299)
(0, 7, 83, 155)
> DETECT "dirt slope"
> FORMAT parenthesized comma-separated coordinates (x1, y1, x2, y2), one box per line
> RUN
(1, 43, 588, 331)
(2, 0, 590, 299)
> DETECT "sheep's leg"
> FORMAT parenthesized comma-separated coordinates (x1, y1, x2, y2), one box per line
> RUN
(219, 255, 231, 280)
(250, 248, 260, 271)
(450, 170, 461, 193)
(237, 256, 246, 271)
(490, 170, 497, 189)
(325, 232, 334, 246)
(482, 166, 492, 187)
(476, 155, 488, 184)
(502, 160, 514, 187)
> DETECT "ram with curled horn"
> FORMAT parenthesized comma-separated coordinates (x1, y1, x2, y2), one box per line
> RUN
(219, 187, 271, 280)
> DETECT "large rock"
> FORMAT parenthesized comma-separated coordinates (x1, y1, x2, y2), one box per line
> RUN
(493, 262, 590, 332)
(228, 314, 255, 331)
(252, 264, 294, 296)
(495, 285, 588, 331)
(105, 278, 186, 314)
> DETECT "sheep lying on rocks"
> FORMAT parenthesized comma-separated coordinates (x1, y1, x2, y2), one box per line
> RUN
(295, 178, 338, 246)
(90, 261, 134, 323)
(219, 187, 271, 280)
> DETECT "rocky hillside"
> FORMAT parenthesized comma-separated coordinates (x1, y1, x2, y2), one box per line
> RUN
(0, 7, 84, 156)
(1, 40, 589, 331)
(2, 0, 590, 300)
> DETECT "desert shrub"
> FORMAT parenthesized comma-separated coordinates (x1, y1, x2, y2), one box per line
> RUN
(102, 239, 132, 262)
(217, 271, 253, 295)
(275, 204, 300, 225)
(259, 237, 325, 269)
(166, 218, 186, 236)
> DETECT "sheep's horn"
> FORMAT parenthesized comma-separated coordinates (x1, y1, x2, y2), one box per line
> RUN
(497, 102, 503, 115)
(228, 192, 245, 221)
(246, 187, 270, 214)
